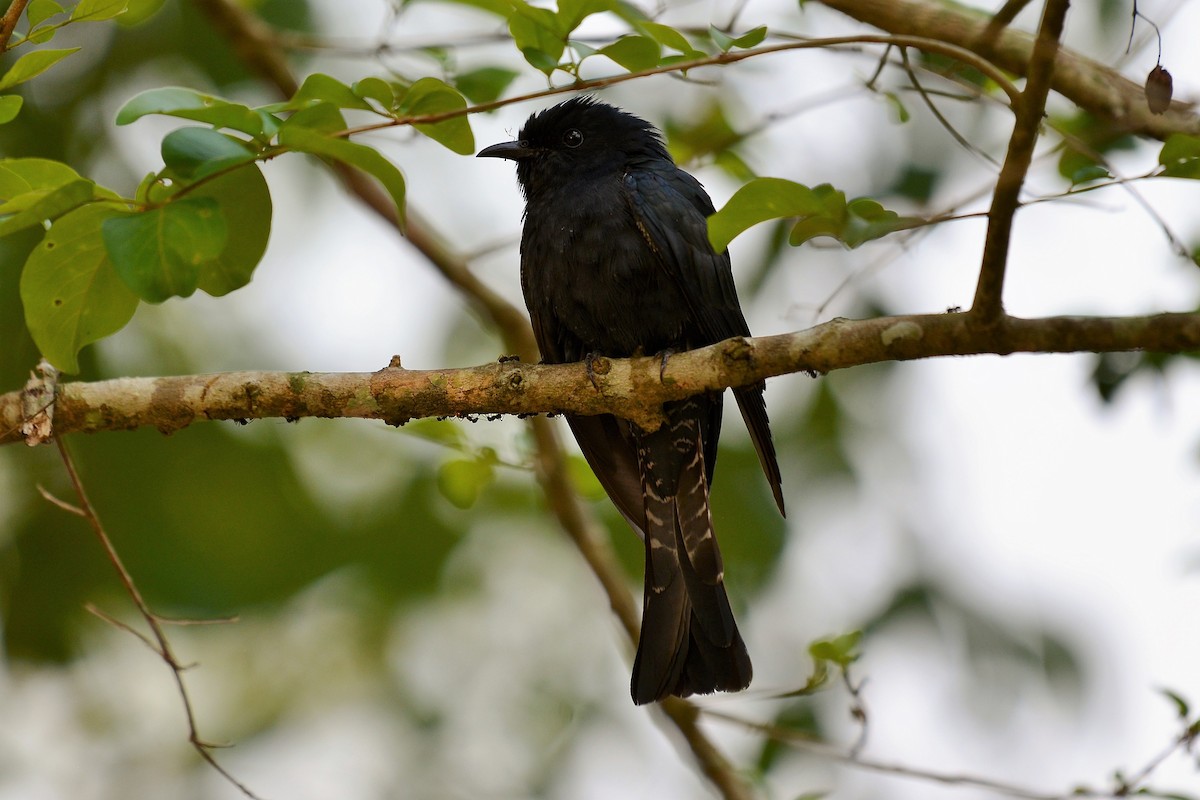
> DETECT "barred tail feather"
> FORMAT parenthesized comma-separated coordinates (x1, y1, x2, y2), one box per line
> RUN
(630, 401, 752, 705)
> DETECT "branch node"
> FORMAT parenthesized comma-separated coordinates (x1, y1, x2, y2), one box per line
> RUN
(20, 360, 58, 446)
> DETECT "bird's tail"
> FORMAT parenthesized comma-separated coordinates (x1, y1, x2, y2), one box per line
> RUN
(630, 401, 752, 705)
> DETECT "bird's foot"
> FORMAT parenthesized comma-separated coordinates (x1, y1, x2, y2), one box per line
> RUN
(584, 352, 611, 391)
(654, 349, 675, 382)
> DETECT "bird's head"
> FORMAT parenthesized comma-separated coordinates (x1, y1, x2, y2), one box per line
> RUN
(477, 96, 672, 198)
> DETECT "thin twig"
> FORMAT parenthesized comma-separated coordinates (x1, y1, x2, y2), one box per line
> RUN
(338, 33, 1021, 136)
(706, 708, 1070, 800)
(978, 0, 1036, 48)
(35, 483, 85, 516)
(704, 691, 1199, 800)
(84, 603, 163, 655)
(1118, 719, 1200, 792)
(899, 46, 1001, 169)
(843, 668, 869, 757)
(704, 709, 1190, 800)
(52, 438, 263, 800)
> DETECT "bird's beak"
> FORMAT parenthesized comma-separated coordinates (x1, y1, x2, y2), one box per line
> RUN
(477, 140, 536, 160)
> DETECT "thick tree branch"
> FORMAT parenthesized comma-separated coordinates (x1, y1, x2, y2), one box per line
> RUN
(817, 0, 1200, 140)
(7, 311, 1199, 446)
(972, 0, 1070, 320)
(0, 0, 29, 51)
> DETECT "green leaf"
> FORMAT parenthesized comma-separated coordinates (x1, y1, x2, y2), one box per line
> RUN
(437, 457, 495, 508)
(102, 197, 228, 302)
(279, 123, 406, 225)
(709, 26, 734, 52)
(190, 164, 272, 296)
(399, 77, 474, 155)
(1057, 146, 1109, 186)
(637, 21, 703, 58)
(161, 127, 257, 179)
(729, 25, 766, 49)
(707, 177, 824, 251)
(118, 0, 165, 25)
(116, 87, 266, 137)
(402, 418, 467, 450)
(1068, 163, 1111, 186)
(19, 204, 139, 373)
(352, 77, 396, 110)
(292, 73, 376, 112)
(0, 179, 94, 237)
(27, 0, 65, 26)
(69, 0, 128, 21)
(567, 454, 606, 500)
(598, 35, 660, 71)
(713, 150, 755, 182)
(555, 0, 612, 36)
(0, 94, 23, 124)
(521, 47, 560, 75)
(0, 48, 80, 91)
(509, 2, 565, 74)
(841, 196, 917, 247)
(568, 40, 597, 60)
(454, 67, 519, 105)
(1159, 133, 1200, 179)
(665, 101, 744, 164)
(882, 90, 910, 123)
(789, 184, 846, 246)
(710, 24, 766, 52)
(25, 25, 57, 43)
(437, 0, 512, 16)
(1159, 687, 1191, 719)
(283, 100, 346, 134)
(0, 157, 86, 199)
(808, 630, 862, 669)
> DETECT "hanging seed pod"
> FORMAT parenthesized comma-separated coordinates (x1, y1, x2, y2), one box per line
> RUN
(1145, 64, 1173, 114)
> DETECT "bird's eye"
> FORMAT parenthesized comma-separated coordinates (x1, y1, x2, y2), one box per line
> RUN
(562, 128, 584, 148)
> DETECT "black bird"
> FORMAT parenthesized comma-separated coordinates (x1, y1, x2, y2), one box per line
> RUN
(479, 97, 784, 705)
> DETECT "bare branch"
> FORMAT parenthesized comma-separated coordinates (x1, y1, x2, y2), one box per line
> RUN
(705, 701, 1200, 800)
(816, 0, 1200, 140)
(52, 438, 263, 800)
(972, 0, 1071, 320)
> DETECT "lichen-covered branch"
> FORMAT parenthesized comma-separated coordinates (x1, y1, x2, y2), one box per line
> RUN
(6, 311, 1199, 446)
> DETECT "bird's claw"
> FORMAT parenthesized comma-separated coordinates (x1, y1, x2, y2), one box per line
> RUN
(585, 352, 606, 391)
(656, 349, 674, 382)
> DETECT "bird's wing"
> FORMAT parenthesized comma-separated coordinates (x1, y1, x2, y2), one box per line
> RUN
(566, 414, 645, 533)
(622, 167, 785, 514)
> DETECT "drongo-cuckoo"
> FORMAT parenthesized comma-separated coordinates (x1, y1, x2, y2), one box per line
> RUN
(479, 96, 784, 705)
